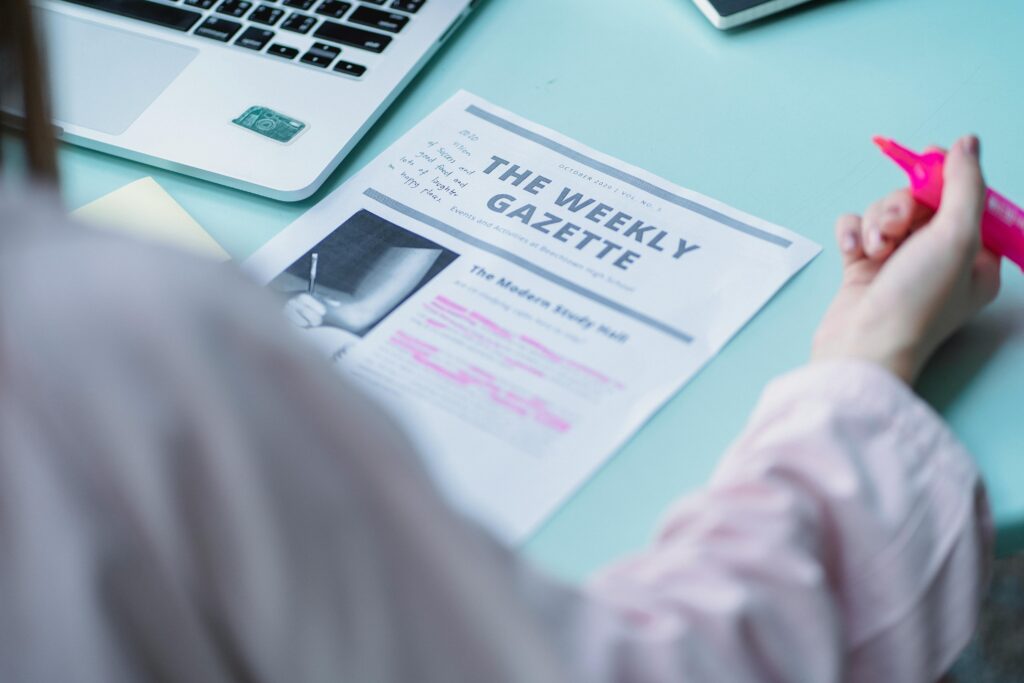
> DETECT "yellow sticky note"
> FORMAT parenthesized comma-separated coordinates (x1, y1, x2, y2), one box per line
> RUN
(73, 177, 230, 261)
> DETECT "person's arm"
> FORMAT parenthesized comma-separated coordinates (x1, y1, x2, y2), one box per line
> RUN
(554, 360, 991, 682)
(321, 247, 442, 331)
(281, 248, 442, 332)
(498, 135, 999, 681)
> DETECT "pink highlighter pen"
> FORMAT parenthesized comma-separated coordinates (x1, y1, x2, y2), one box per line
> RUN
(873, 136, 1024, 270)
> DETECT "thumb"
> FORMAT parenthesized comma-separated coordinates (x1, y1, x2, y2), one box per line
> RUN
(935, 135, 986, 248)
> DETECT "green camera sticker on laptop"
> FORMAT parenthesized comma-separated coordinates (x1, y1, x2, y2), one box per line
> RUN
(232, 106, 306, 144)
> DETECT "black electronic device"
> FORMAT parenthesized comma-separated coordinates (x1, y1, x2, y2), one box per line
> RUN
(692, 0, 814, 29)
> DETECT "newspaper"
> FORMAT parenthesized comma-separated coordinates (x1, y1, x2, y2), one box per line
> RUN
(245, 91, 820, 542)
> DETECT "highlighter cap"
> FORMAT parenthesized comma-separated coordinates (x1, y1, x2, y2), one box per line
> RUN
(873, 136, 945, 208)
(873, 136, 920, 175)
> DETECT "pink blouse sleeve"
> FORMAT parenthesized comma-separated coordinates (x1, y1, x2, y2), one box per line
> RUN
(577, 360, 992, 682)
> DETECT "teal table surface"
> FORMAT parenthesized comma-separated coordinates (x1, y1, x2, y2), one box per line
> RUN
(58, 0, 1024, 579)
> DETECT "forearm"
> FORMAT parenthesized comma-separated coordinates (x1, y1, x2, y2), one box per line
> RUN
(552, 360, 993, 682)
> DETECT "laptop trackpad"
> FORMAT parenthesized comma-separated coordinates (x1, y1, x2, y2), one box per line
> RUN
(42, 9, 198, 136)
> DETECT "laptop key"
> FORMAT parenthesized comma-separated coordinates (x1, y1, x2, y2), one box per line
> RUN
(267, 43, 300, 59)
(349, 5, 406, 32)
(194, 16, 243, 40)
(333, 59, 366, 78)
(314, 0, 350, 19)
(184, 0, 216, 8)
(216, 0, 252, 17)
(283, 0, 314, 9)
(300, 41, 340, 68)
(313, 21, 391, 53)
(281, 12, 316, 33)
(250, 4, 284, 24)
(235, 26, 274, 49)
(60, 0, 202, 30)
(390, 0, 424, 13)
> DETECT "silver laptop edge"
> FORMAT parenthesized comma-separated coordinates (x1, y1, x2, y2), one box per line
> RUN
(39, 0, 474, 200)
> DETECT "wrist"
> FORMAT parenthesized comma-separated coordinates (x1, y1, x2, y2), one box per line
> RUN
(812, 320, 921, 385)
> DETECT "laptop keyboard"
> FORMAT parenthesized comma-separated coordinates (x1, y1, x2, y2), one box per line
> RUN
(57, 0, 427, 78)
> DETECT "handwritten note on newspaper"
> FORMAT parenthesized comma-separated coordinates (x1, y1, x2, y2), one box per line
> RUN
(245, 91, 820, 542)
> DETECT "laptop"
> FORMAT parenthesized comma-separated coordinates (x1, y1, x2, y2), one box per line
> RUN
(36, 0, 475, 200)
(692, 0, 814, 29)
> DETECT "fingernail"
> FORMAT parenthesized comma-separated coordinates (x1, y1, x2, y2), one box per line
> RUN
(865, 229, 883, 253)
(864, 215, 878, 236)
(841, 231, 858, 253)
(968, 135, 980, 159)
(959, 135, 980, 158)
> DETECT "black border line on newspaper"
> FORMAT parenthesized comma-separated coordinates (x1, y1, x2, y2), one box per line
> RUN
(464, 104, 793, 249)
(364, 188, 695, 344)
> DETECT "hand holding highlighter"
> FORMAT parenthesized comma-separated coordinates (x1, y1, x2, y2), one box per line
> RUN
(874, 136, 1024, 270)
